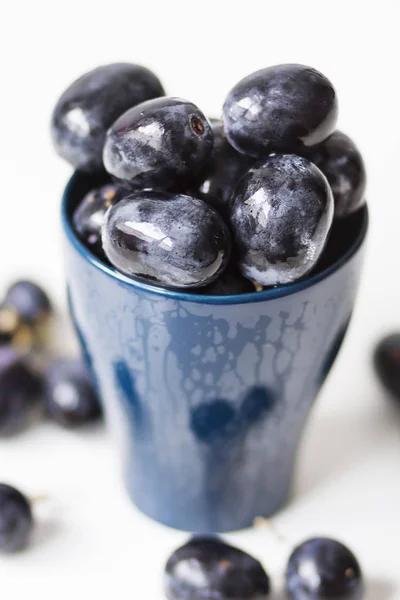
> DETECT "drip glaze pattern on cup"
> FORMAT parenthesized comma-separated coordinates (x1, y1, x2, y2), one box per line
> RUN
(63, 171, 368, 532)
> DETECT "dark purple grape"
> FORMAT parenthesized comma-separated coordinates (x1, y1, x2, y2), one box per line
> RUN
(0, 304, 20, 346)
(2, 282, 52, 353)
(286, 537, 363, 599)
(43, 358, 101, 428)
(4, 280, 51, 326)
(0, 484, 33, 553)
(164, 536, 270, 600)
(374, 333, 400, 402)
(306, 131, 366, 218)
(223, 64, 337, 157)
(230, 154, 333, 286)
(73, 183, 126, 258)
(195, 119, 254, 218)
(0, 347, 42, 434)
(102, 191, 231, 289)
(103, 97, 213, 190)
(51, 63, 165, 173)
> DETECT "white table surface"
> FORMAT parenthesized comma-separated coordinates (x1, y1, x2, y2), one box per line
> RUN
(1, 1, 399, 597)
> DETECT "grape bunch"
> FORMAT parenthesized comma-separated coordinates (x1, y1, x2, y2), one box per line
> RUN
(52, 62, 367, 294)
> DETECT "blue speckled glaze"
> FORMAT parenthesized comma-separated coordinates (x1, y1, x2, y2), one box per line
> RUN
(62, 172, 368, 533)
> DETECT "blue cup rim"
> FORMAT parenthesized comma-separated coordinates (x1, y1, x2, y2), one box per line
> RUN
(62, 172, 368, 305)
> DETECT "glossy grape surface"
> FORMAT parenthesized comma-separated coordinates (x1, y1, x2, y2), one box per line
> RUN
(51, 63, 165, 172)
(223, 64, 337, 157)
(102, 191, 231, 288)
(230, 154, 333, 285)
(103, 97, 213, 190)
(306, 131, 366, 218)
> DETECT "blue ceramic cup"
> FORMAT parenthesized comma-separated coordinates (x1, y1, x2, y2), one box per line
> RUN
(62, 172, 368, 533)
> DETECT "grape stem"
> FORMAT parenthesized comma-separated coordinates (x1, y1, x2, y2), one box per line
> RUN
(253, 517, 290, 547)
(29, 494, 49, 504)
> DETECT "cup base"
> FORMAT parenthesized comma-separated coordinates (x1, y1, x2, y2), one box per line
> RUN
(124, 476, 291, 533)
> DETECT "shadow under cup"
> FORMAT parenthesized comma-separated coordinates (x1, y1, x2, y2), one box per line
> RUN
(62, 172, 368, 533)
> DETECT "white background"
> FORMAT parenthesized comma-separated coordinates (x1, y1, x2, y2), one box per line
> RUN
(1, 0, 400, 597)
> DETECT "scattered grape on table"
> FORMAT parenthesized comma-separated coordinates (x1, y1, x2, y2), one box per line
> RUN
(0, 484, 33, 553)
(285, 537, 364, 599)
(374, 333, 400, 402)
(164, 536, 271, 600)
